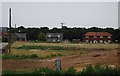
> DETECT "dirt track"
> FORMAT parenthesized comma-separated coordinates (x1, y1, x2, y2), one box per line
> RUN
(2, 50, 119, 71)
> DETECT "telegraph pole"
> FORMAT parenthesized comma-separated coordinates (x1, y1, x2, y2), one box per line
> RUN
(9, 8, 12, 52)
(61, 23, 64, 33)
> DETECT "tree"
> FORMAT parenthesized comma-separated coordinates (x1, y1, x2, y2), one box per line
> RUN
(38, 32, 46, 41)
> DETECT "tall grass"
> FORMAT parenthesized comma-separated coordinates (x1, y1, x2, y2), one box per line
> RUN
(2, 53, 64, 59)
(17, 45, 115, 51)
(2, 54, 38, 59)
(2, 64, 120, 75)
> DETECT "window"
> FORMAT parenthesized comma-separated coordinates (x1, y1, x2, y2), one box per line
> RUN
(100, 40, 103, 43)
(100, 36, 103, 38)
(48, 35, 51, 38)
(53, 39, 56, 42)
(93, 40, 98, 43)
(94, 36, 97, 38)
(57, 35, 60, 38)
(108, 36, 111, 38)
(86, 40, 89, 42)
(86, 36, 89, 38)
(108, 40, 111, 43)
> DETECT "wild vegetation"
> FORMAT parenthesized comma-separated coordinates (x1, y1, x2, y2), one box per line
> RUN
(2, 42, 119, 75)
(2, 64, 120, 75)
(2, 53, 64, 59)
(3, 41, 117, 60)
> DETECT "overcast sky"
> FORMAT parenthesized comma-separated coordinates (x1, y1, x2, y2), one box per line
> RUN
(1, 2, 118, 29)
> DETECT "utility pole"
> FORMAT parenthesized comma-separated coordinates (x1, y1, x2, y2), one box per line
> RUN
(61, 23, 64, 33)
(15, 24, 16, 29)
(8, 8, 12, 53)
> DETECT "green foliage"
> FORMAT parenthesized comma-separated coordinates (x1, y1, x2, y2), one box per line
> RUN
(30, 54, 38, 59)
(80, 64, 120, 75)
(2, 54, 38, 60)
(2, 70, 15, 74)
(38, 32, 46, 41)
(2, 65, 120, 75)
(65, 67, 76, 75)
(17, 45, 85, 51)
(32, 67, 53, 74)
(44, 53, 64, 59)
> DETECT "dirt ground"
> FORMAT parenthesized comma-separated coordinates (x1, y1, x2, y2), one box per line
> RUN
(2, 50, 119, 72)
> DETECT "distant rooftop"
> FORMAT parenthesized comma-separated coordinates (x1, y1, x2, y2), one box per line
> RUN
(84, 32, 112, 36)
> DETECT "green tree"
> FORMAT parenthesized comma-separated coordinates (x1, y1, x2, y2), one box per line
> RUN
(38, 33, 46, 41)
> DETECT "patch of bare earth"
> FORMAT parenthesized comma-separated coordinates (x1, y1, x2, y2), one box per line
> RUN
(2, 50, 118, 71)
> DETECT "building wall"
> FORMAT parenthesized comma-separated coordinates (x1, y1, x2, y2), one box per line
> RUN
(46, 33, 63, 42)
(84, 36, 112, 43)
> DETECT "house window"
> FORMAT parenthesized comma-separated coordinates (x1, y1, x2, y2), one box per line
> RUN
(100, 40, 103, 43)
(100, 36, 103, 38)
(57, 35, 60, 38)
(108, 40, 111, 43)
(48, 35, 51, 38)
(93, 40, 98, 43)
(53, 39, 56, 42)
(90, 40, 92, 43)
(58, 39, 60, 42)
(86, 40, 89, 42)
(108, 36, 111, 38)
(86, 36, 89, 38)
(94, 36, 97, 38)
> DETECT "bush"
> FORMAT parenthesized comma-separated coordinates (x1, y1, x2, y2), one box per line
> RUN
(50, 54, 57, 57)
(2, 65, 120, 75)
(30, 54, 38, 59)
(65, 67, 76, 75)
(57, 53, 64, 56)
(2, 54, 19, 59)
(2, 54, 38, 60)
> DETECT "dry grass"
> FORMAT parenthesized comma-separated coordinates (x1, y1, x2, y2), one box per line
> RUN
(10, 41, 118, 58)
(12, 41, 118, 49)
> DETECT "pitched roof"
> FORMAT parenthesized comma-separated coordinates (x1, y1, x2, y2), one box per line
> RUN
(84, 32, 112, 36)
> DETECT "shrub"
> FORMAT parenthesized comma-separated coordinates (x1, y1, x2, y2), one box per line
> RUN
(57, 53, 64, 56)
(2, 65, 120, 75)
(2, 54, 38, 60)
(50, 54, 57, 57)
(2, 54, 18, 59)
(65, 67, 76, 75)
(30, 54, 38, 59)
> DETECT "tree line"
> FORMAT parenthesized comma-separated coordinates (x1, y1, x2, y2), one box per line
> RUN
(10, 26, 120, 42)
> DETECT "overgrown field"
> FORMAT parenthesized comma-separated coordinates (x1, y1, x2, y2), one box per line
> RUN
(2, 64, 120, 75)
(2, 41, 118, 59)
(2, 41, 119, 75)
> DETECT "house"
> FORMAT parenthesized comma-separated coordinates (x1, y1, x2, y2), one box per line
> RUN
(46, 33, 63, 42)
(83, 32, 112, 43)
(1, 27, 27, 42)
(2, 32, 9, 42)
(15, 33, 27, 41)
(1, 27, 9, 42)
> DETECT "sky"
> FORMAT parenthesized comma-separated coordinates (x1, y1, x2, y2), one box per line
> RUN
(1, 1, 119, 29)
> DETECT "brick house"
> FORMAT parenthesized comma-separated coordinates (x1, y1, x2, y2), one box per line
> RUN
(1, 27, 27, 42)
(1, 27, 9, 42)
(46, 33, 63, 42)
(2, 32, 9, 42)
(83, 32, 112, 43)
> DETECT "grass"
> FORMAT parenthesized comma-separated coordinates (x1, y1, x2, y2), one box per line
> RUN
(5, 41, 118, 60)
(2, 53, 65, 59)
(17, 45, 86, 51)
(2, 54, 38, 59)
(2, 64, 120, 75)
(13, 41, 118, 51)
